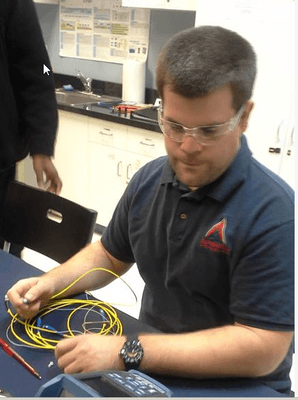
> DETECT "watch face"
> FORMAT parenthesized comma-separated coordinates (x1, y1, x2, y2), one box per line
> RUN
(120, 338, 144, 369)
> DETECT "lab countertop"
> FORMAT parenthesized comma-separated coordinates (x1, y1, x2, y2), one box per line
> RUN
(57, 94, 161, 134)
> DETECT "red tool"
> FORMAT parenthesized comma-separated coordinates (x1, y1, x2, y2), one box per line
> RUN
(0, 338, 41, 379)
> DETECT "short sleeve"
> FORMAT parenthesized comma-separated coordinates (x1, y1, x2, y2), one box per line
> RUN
(230, 220, 294, 331)
(101, 176, 138, 264)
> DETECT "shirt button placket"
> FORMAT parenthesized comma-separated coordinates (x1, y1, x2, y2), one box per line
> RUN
(169, 199, 189, 242)
(175, 211, 187, 241)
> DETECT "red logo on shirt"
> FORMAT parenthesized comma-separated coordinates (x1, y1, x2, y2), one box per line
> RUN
(200, 218, 230, 254)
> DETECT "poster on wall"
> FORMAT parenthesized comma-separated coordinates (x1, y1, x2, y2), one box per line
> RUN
(59, 0, 150, 63)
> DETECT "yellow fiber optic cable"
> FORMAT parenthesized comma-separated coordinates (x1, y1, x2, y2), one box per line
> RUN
(5, 267, 136, 350)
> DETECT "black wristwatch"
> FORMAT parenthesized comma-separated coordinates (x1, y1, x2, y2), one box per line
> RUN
(119, 334, 144, 371)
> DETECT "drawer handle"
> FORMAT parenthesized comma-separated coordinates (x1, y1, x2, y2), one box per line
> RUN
(140, 139, 154, 147)
(99, 130, 113, 137)
(126, 164, 132, 183)
(117, 161, 122, 177)
(275, 120, 285, 143)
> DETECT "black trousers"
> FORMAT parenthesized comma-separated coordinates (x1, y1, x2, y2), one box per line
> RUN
(0, 164, 23, 257)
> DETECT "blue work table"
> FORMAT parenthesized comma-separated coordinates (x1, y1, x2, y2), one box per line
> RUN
(0, 250, 285, 397)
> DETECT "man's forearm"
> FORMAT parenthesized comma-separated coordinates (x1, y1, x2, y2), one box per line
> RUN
(138, 323, 293, 379)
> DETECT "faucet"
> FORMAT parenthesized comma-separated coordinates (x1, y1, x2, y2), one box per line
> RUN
(76, 70, 93, 93)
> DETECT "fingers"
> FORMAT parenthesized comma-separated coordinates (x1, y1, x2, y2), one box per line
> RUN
(32, 155, 62, 195)
(35, 169, 45, 191)
(45, 177, 62, 195)
(55, 336, 85, 374)
(55, 336, 78, 358)
(43, 165, 62, 195)
(6, 278, 38, 305)
(6, 277, 51, 319)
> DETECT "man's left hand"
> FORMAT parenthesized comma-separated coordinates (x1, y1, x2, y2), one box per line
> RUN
(55, 334, 126, 374)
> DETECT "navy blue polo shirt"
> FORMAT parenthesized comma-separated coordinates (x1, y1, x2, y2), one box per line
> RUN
(101, 135, 294, 394)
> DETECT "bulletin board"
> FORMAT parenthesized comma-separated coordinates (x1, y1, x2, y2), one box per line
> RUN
(59, 0, 150, 64)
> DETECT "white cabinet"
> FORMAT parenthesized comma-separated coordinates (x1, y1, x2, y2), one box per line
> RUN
(127, 125, 165, 160)
(17, 109, 90, 200)
(122, 0, 196, 10)
(275, 100, 295, 189)
(19, 109, 165, 228)
(55, 113, 165, 227)
(54, 110, 89, 207)
(88, 119, 129, 227)
(195, 1, 295, 189)
(88, 119, 165, 227)
(236, 2, 294, 189)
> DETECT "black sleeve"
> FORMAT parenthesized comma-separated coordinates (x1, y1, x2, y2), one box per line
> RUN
(101, 182, 136, 264)
(5, 0, 58, 156)
(230, 220, 294, 331)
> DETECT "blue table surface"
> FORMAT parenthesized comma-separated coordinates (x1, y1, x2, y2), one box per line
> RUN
(0, 250, 285, 397)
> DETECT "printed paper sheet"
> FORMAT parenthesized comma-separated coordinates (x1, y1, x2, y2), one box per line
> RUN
(60, 0, 150, 63)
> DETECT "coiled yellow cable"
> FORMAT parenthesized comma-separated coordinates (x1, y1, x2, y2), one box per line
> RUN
(6, 267, 137, 350)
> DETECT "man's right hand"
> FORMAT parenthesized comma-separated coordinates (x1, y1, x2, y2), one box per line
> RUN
(6, 277, 54, 319)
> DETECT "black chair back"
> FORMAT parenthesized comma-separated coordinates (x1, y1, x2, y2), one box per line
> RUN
(1, 181, 97, 263)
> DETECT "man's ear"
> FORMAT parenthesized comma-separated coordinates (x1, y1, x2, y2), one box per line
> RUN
(239, 101, 254, 133)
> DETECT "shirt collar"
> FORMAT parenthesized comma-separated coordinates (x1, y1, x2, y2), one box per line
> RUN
(160, 135, 252, 202)
(206, 135, 252, 202)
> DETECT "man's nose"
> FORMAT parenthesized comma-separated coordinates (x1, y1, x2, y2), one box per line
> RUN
(180, 133, 203, 153)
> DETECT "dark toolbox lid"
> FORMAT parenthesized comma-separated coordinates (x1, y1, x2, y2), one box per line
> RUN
(130, 107, 158, 123)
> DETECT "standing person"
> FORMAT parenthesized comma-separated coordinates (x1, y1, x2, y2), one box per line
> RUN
(0, 0, 62, 254)
(7, 26, 294, 395)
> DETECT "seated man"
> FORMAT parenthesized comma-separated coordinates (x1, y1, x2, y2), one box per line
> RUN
(7, 26, 294, 395)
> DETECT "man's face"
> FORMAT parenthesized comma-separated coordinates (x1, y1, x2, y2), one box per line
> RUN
(162, 85, 252, 190)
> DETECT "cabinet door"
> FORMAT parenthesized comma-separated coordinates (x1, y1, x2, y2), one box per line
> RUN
(17, 111, 89, 205)
(54, 110, 89, 207)
(125, 152, 155, 186)
(88, 144, 153, 227)
(88, 118, 128, 227)
(195, 1, 294, 180)
(88, 143, 125, 227)
(89, 118, 127, 150)
(88, 121, 165, 227)
(237, 3, 294, 178)
(125, 126, 166, 188)
(277, 100, 295, 189)
(127, 126, 165, 160)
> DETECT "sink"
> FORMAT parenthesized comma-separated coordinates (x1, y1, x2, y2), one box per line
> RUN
(55, 89, 102, 105)
(55, 89, 119, 106)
